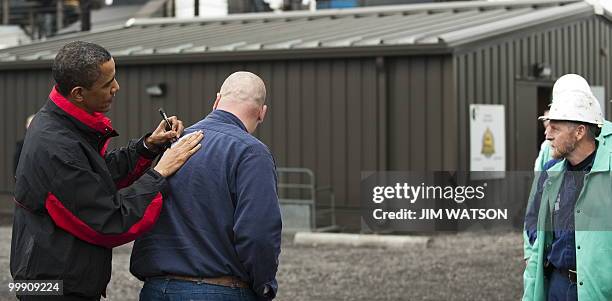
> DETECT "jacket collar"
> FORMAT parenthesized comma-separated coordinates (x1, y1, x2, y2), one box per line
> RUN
(591, 137, 612, 172)
(49, 86, 114, 134)
(207, 109, 248, 132)
(602, 120, 612, 138)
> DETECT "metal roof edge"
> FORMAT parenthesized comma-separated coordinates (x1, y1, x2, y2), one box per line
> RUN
(598, 4, 612, 22)
(449, 9, 595, 54)
(0, 44, 452, 71)
(0, 25, 128, 53)
(445, 1, 592, 47)
(128, 0, 580, 27)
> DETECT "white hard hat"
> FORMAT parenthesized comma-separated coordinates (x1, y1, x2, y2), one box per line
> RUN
(539, 90, 603, 127)
(551, 74, 593, 101)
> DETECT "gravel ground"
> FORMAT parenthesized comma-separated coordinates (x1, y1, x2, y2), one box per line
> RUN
(0, 226, 524, 301)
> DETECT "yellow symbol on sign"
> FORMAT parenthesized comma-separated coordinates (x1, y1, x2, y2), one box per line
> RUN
(481, 127, 495, 158)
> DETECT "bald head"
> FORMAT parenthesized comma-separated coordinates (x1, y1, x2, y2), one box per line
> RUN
(214, 71, 268, 134)
(219, 71, 266, 106)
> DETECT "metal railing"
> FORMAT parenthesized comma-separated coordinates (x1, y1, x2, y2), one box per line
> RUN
(276, 167, 337, 232)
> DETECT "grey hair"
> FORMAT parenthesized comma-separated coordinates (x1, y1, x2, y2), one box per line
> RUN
(52, 41, 112, 96)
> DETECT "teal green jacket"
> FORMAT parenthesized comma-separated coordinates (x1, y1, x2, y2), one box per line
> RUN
(522, 138, 612, 300)
(524, 120, 612, 260)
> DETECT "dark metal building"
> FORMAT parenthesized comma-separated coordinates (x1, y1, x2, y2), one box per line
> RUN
(0, 0, 610, 229)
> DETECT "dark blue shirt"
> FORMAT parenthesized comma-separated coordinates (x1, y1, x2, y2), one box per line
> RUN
(130, 110, 282, 300)
(546, 149, 595, 270)
(525, 159, 560, 245)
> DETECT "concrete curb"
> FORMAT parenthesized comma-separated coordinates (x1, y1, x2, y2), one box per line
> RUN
(294, 232, 432, 249)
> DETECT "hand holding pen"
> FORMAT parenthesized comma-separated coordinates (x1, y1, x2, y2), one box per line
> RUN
(144, 108, 184, 150)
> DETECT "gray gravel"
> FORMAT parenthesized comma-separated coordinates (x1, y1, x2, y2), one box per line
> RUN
(0, 227, 524, 301)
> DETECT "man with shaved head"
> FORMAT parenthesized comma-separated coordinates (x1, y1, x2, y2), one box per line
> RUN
(131, 71, 282, 301)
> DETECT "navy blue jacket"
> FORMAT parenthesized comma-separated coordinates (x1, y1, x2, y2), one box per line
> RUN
(130, 110, 282, 300)
(525, 150, 596, 270)
(547, 150, 595, 270)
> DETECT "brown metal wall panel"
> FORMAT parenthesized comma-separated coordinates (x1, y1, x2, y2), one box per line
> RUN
(271, 62, 288, 170)
(442, 57, 457, 170)
(189, 65, 205, 125)
(362, 59, 378, 171)
(387, 58, 410, 170)
(128, 66, 141, 140)
(346, 60, 362, 206)
(410, 59, 427, 171)
(286, 61, 302, 191)
(176, 66, 190, 134)
(377, 58, 388, 171)
(506, 40, 516, 170)
(137, 66, 153, 133)
(477, 49, 485, 104)
(202, 64, 218, 116)
(330, 60, 348, 205)
(165, 65, 179, 118)
(301, 61, 316, 179)
(426, 58, 443, 170)
(387, 56, 455, 172)
(491, 45, 499, 105)
(315, 61, 332, 189)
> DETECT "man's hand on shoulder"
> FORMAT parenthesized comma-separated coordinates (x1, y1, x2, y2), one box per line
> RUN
(145, 116, 185, 151)
(154, 131, 204, 177)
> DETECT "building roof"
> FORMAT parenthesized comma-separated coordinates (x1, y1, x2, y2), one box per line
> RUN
(0, 0, 599, 66)
(57, 5, 147, 35)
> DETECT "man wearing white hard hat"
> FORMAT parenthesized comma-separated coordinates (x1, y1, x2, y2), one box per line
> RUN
(534, 74, 612, 171)
(522, 88, 612, 300)
(524, 74, 612, 263)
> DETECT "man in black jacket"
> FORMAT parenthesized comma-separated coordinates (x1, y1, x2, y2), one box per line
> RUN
(10, 41, 203, 301)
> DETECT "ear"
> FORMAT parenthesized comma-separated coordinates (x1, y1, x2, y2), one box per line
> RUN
(70, 86, 85, 103)
(212, 92, 221, 110)
(258, 104, 268, 123)
(576, 124, 587, 140)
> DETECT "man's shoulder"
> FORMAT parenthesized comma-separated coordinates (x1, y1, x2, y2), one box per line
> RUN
(189, 121, 271, 154)
(26, 112, 85, 162)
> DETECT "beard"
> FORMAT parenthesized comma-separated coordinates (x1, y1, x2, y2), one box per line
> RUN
(550, 137, 577, 159)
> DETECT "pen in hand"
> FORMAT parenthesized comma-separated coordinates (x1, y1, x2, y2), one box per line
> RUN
(159, 108, 177, 145)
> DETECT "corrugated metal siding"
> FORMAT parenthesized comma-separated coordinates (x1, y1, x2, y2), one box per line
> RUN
(386, 55, 457, 171)
(0, 59, 386, 219)
(455, 15, 612, 172)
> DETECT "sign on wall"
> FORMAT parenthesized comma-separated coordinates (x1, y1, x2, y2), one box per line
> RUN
(470, 105, 506, 176)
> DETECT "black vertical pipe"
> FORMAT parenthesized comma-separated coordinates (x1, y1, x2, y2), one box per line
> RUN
(81, 0, 91, 31)
(2, 0, 9, 25)
(56, 0, 64, 31)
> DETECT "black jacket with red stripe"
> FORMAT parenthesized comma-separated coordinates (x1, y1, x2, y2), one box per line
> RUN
(10, 87, 168, 298)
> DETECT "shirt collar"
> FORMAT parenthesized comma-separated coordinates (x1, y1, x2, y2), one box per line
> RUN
(566, 147, 596, 171)
(208, 110, 248, 132)
(49, 86, 114, 134)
